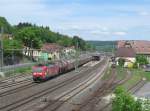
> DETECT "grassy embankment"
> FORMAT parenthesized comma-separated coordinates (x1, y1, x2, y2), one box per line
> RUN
(102, 66, 150, 89)
(0, 66, 32, 78)
(102, 66, 112, 80)
(102, 66, 126, 81)
(120, 68, 150, 89)
(121, 68, 142, 89)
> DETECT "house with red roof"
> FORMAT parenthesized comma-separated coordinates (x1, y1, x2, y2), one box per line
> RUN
(116, 44, 136, 67)
(116, 40, 150, 67)
(24, 43, 76, 61)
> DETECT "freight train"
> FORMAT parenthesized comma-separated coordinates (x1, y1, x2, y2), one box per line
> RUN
(32, 56, 97, 82)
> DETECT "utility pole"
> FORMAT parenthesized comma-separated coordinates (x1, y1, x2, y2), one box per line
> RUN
(0, 27, 4, 72)
(11, 38, 15, 81)
(30, 40, 33, 61)
(75, 41, 79, 72)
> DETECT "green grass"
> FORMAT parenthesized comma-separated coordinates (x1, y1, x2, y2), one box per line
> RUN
(4, 66, 32, 77)
(101, 65, 150, 90)
(143, 71, 150, 81)
(135, 69, 150, 81)
(116, 67, 126, 80)
(120, 69, 143, 89)
(102, 66, 126, 81)
(102, 67, 112, 80)
(129, 68, 150, 82)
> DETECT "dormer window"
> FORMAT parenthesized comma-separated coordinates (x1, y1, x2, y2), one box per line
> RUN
(124, 41, 132, 48)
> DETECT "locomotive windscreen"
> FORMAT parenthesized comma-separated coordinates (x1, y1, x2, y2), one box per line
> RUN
(36, 64, 44, 66)
(33, 68, 43, 72)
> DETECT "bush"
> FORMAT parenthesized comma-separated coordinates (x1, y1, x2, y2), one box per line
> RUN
(127, 62, 134, 69)
(112, 87, 142, 111)
(136, 55, 149, 66)
(133, 61, 138, 69)
(118, 58, 125, 67)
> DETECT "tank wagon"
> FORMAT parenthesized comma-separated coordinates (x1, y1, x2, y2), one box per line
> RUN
(32, 56, 94, 82)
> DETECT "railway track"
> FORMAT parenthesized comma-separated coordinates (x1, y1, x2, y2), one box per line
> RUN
(0, 72, 31, 83)
(0, 61, 99, 97)
(26, 58, 108, 111)
(128, 79, 146, 94)
(74, 68, 131, 111)
(0, 77, 32, 89)
(0, 59, 107, 111)
(0, 81, 37, 97)
(0, 72, 32, 89)
(75, 68, 117, 111)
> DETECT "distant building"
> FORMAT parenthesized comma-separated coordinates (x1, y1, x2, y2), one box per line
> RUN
(23, 43, 76, 61)
(23, 43, 62, 61)
(2, 34, 13, 40)
(117, 40, 150, 61)
(115, 47, 136, 67)
(41, 43, 62, 61)
(116, 40, 150, 67)
(62, 46, 76, 58)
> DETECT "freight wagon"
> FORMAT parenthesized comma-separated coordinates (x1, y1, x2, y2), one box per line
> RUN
(32, 56, 93, 82)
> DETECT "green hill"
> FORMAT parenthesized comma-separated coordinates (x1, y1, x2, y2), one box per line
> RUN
(0, 17, 13, 33)
(88, 41, 117, 52)
(0, 16, 92, 51)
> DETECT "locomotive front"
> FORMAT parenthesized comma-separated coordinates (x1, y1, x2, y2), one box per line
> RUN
(32, 64, 48, 81)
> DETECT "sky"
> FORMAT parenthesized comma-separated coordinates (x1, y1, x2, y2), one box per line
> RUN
(0, 0, 150, 41)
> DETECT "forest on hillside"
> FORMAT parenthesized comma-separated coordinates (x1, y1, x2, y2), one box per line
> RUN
(88, 41, 117, 52)
(0, 16, 94, 57)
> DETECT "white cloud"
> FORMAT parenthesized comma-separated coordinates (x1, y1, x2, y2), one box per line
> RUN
(139, 11, 149, 16)
(90, 30, 127, 36)
(90, 30, 110, 35)
(113, 31, 127, 36)
(0, 0, 150, 40)
(0, 0, 72, 25)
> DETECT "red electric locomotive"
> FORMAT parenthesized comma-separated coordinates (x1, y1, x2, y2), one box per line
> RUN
(32, 63, 60, 81)
(32, 64, 48, 81)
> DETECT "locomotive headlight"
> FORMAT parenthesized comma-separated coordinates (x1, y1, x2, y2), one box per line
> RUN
(33, 73, 37, 75)
(33, 72, 43, 76)
(39, 73, 43, 75)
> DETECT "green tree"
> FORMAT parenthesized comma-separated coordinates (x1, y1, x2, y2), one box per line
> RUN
(57, 36, 72, 47)
(0, 16, 13, 33)
(3, 39, 23, 56)
(133, 61, 138, 69)
(118, 58, 125, 67)
(72, 36, 87, 50)
(0, 17, 93, 53)
(14, 27, 42, 49)
(112, 87, 142, 111)
(136, 55, 149, 65)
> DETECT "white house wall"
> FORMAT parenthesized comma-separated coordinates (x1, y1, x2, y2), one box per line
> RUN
(116, 57, 136, 66)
